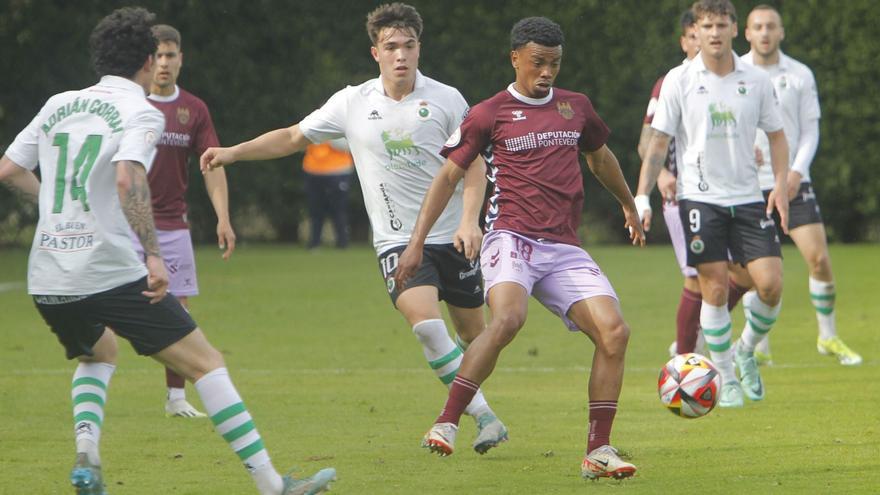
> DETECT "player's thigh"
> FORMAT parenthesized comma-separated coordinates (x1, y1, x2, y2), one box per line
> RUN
(727, 261, 753, 290)
(696, 261, 730, 306)
(566, 295, 627, 348)
(445, 304, 486, 342)
(396, 285, 443, 326)
(485, 281, 530, 333)
(678, 200, 730, 267)
(745, 256, 783, 301)
(789, 222, 832, 272)
(728, 202, 782, 265)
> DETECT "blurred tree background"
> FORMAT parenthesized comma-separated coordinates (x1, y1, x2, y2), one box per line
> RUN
(1, 0, 878, 246)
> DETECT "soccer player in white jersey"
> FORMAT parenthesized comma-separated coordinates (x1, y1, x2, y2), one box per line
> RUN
(0, 8, 334, 495)
(638, 0, 790, 408)
(201, 2, 509, 454)
(734, 5, 861, 366)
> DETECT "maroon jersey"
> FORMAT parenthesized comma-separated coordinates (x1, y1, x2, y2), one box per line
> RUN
(644, 76, 678, 177)
(442, 85, 609, 246)
(147, 86, 220, 230)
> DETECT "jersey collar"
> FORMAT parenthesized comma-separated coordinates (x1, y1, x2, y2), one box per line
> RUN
(371, 70, 426, 96)
(506, 83, 553, 105)
(742, 49, 791, 71)
(692, 50, 746, 75)
(148, 85, 180, 102)
(96, 75, 148, 96)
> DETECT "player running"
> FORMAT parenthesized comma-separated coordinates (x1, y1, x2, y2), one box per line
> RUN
(201, 2, 509, 454)
(0, 7, 334, 494)
(397, 16, 644, 480)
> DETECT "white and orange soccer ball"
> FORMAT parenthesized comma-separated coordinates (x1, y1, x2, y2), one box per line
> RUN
(658, 353, 721, 418)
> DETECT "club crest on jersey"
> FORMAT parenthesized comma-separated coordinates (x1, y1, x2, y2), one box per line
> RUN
(417, 101, 431, 120)
(511, 110, 527, 121)
(557, 101, 574, 120)
(689, 236, 705, 254)
(177, 107, 190, 125)
(737, 81, 748, 96)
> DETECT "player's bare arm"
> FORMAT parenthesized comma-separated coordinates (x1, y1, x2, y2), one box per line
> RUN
(0, 155, 40, 204)
(117, 160, 168, 303)
(584, 144, 646, 246)
(395, 157, 471, 288)
(636, 124, 654, 161)
(455, 156, 487, 261)
(200, 124, 311, 173)
(634, 131, 672, 231)
(203, 167, 236, 260)
(765, 129, 790, 234)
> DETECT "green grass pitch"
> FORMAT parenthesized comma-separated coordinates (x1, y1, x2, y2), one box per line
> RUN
(0, 244, 877, 494)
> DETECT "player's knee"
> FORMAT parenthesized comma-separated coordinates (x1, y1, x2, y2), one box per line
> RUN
(808, 250, 831, 276)
(755, 283, 782, 306)
(488, 312, 525, 347)
(597, 321, 630, 358)
(702, 284, 727, 306)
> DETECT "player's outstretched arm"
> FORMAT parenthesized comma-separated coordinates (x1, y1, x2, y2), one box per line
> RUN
(200, 124, 311, 173)
(0, 155, 40, 204)
(766, 129, 790, 234)
(634, 130, 672, 231)
(584, 145, 645, 247)
(395, 158, 468, 288)
(116, 160, 168, 303)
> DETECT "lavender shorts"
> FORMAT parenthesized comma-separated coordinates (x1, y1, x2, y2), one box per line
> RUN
(480, 230, 618, 331)
(663, 202, 698, 278)
(131, 229, 199, 297)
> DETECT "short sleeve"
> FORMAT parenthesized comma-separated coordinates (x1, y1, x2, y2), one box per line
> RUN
(192, 101, 220, 155)
(4, 107, 46, 171)
(440, 100, 493, 170)
(577, 95, 610, 152)
(111, 106, 165, 172)
(652, 69, 681, 137)
(644, 77, 664, 125)
(299, 87, 351, 143)
(757, 75, 784, 133)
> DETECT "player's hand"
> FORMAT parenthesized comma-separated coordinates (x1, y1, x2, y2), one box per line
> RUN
(786, 170, 802, 201)
(453, 223, 483, 261)
(624, 206, 646, 247)
(200, 147, 236, 174)
(143, 255, 169, 303)
(217, 220, 236, 260)
(754, 146, 765, 167)
(395, 244, 422, 290)
(767, 186, 790, 235)
(657, 168, 677, 204)
(633, 194, 652, 232)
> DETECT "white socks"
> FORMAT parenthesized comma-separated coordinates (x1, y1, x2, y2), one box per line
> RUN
(809, 277, 837, 340)
(700, 302, 735, 383)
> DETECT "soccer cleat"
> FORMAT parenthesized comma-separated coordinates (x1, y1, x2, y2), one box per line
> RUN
(282, 467, 337, 495)
(472, 413, 508, 454)
(734, 342, 765, 401)
(754, 350, 774, 366)
(70, 453, 107, 495)
(581, 445, 636, 480)
(165, 398, 207, 418)
(817, 336, 862, 366)
(718, 381, 744, 408)
(422, 422, 457, 456)
(667, 340, 677, 357)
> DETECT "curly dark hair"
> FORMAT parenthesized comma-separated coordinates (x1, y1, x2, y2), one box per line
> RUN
(510, 17, 564, 50)
(89, 7, 157, 78)
(366, 3, 423, 45)
(692, 0, 737, 23)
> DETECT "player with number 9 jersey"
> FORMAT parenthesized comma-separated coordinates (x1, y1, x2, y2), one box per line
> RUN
(5, 76, 164, 295)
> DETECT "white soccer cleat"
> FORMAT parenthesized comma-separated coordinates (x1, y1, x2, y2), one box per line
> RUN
(581, 445, 636, 480)
(472, 413, 508, 454)
(718, 381, 744, 408)
(165, 398, 207, 418)
(422, 422, 457, 456)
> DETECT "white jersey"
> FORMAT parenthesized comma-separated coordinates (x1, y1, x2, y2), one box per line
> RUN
(741, 50, 821, 189)
(5, 76, 164, 295)
(652, 53, 784, 206)
(299, 71, 469, 254)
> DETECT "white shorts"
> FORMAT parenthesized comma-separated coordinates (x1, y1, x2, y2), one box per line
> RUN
(480, 230, 618, 331)
(131, 229, 199, 297)
(663, 202, 698, 278)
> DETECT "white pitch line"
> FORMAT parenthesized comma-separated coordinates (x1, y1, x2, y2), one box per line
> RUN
(7, 360, 874, 376)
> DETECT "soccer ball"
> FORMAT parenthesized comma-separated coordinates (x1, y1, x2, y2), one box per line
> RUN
(657, 353, 721, 418)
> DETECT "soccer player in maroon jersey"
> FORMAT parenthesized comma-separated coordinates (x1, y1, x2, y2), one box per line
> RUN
(395, 17, 644, 480)
(140, 24, 236, 418)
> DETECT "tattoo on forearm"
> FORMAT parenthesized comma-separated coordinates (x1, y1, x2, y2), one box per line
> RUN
(645, 151, 666, 192)
(121, 164, 160, 258)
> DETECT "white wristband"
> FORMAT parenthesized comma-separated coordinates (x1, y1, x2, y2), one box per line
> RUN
(634, 194, 651, 221)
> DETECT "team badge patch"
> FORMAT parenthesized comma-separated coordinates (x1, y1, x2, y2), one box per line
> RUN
(737, 81, 748, 95)
(557, 101, 574, 120)
(690, 236, 705, 254)
(177, 107, 190, 125)
(386, 277, 396, 293)
(417, 101, 431, 120)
